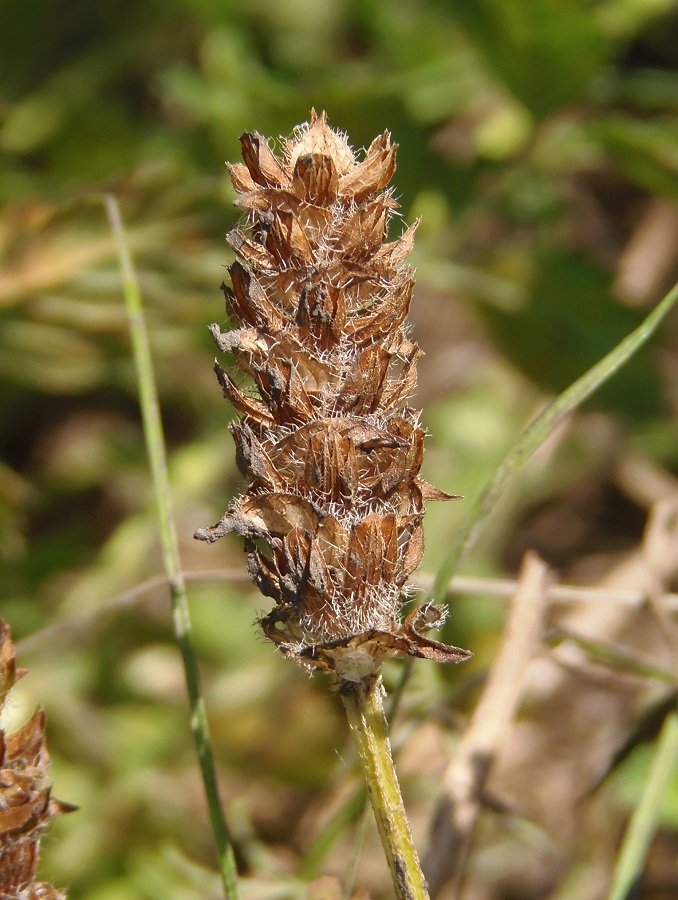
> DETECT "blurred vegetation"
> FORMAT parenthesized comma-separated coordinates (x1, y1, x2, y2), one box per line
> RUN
(2, 0, 678, 897)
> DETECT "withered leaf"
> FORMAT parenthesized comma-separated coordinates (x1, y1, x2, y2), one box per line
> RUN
(345, 280, 412, 344)
(288, 110, 356, 176)
(5, 709, 47, 767)
(268, 208, 315, 267)
(399, 521, 425, 581)
(231, 422, 284, 488)
(226, 262, 286, 331)
(233, 186, 302, 217)
(419, 481, 464, 502)
(233, 493, 320, 537)
(0, 792, 49, 835)
(0, 620, 16, 707)
(338, 131, 397, 202)
(374, 220, 419, 266)
(227, 162, 257, 195)
(400, 602, 473, 663)
(213, 362, 274, 426)
(226, 228, 277, 271)
(380, 342, 423, 410)
(240, 131, 286, 188)
(337, 344, 390, 413)
(293, 152, 339, 204)
(339, 201, 390, 262)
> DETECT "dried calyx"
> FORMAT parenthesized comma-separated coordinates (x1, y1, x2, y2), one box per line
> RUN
(195, 111, 471, 681)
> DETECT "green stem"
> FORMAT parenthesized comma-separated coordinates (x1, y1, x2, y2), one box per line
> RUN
(341, 674, 429, 899)
(608, 708, 678, 900)
(431, 277, 678, 602)
(103, 194, 239, 900)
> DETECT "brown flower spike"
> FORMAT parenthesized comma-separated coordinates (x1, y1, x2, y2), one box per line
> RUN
(195, 111, 472, 681)
(0, 620, 72, 899)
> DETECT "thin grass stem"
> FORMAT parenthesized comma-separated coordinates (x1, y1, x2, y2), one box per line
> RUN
(608, 708, 678, 900)
(102, 194, 239, 900)
(431, 277, 678, 602)
(341, 674, 429, 899)
(16, 571, 678, 660)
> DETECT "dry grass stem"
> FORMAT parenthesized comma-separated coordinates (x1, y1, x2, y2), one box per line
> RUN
(612, 199, 678, 307)
(638, 498, 678, 668)
(423, 551, 551, 897)
(548, 495, 678, 682)
(15, 568, 678, 667)
(442, 494, 678, 898)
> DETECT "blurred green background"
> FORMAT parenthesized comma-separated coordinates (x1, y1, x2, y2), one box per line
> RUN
(2, 1, 678, 897)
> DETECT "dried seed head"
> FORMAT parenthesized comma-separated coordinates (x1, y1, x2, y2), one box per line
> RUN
(0, 620, 72, 899)
(196, 111, 471, 679)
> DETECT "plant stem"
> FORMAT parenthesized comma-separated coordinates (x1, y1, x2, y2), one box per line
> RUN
(341, 674, 429, 899)
(103, 194, 239, 900)
(431, 276, 678, 601)
(608, 708, 678, 900)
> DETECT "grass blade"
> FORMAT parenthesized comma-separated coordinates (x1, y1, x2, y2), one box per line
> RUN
(431, 278, 678, 601)
(608, 708, 678, 900)
(103, 194, 239, 899)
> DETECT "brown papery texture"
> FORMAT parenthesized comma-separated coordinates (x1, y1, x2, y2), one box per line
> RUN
(0, 621, 71, 899)
(195, 111, 471, 681)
